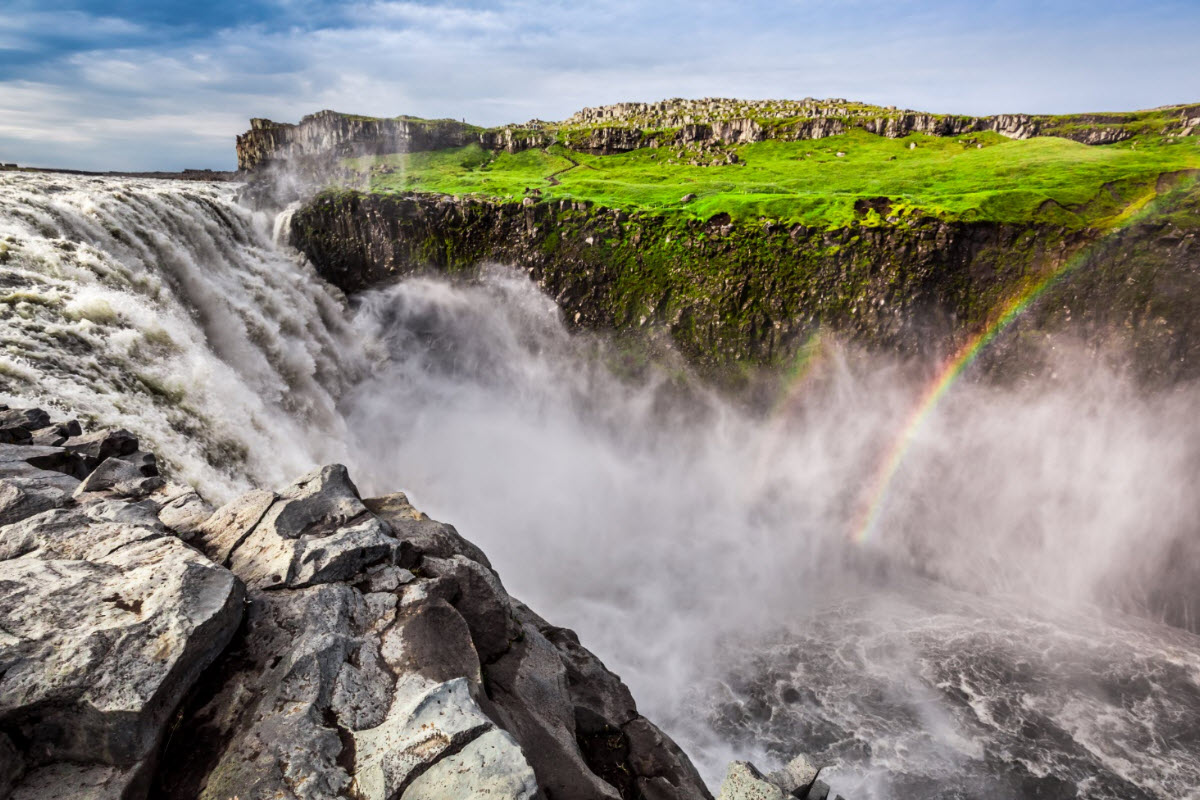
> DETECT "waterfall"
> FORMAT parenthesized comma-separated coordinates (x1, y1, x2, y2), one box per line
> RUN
(3, 171, 1199, 799)
(0, 173, 365, 500)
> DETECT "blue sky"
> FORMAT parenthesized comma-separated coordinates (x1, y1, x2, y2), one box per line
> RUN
(1, 0, 1197, 171)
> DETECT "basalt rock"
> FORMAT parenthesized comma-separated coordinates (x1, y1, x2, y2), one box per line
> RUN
(289, 188, 1094, 370)
(240, 102, 1200, 175)
(0, 411, 244, 798)
(0, 409, 718, 800)
(718, 756, 841, 800)
(166, 464, 712, 800)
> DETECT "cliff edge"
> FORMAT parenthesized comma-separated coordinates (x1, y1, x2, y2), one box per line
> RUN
(0, 406, 717, 800)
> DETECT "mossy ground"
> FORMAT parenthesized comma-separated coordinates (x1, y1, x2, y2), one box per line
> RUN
(347, 129, 1200, 229)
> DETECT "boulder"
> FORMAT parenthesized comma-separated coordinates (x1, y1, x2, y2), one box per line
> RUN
(366, 492, 491, 566)
(400, 728, 537, 800)
(0, 443, 87, 478)
(158, 464, 713, 800)
(767, 754, 820, 797)
(62, 428, 139, 469)
(0, 408, 50, 443)
(0, 462, 79, 527)
(153, 484, 213, 537)
(807, 780, 832, 800)
(484, 624, 621, 800)
(0, 430, 718, 800)
(0, 501, 244, 798)
(73, 455, 165, 500)
(30, 419, 82, 447)
(718, 762, 788, 800)
(719, 757, 837, 800)
(194, 466, 400, 590)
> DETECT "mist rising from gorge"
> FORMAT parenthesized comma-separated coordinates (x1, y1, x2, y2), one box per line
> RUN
(2, 173, 1198, 797)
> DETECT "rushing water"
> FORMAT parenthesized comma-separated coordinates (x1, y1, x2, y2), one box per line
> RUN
(2, 173, 1199, 799)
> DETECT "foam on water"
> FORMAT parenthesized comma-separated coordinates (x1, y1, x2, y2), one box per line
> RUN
(2, 172, 1199, 798)
(0, 173, 364, 500)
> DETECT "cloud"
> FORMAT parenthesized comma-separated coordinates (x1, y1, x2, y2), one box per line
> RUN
(0, 0, 1196, 170)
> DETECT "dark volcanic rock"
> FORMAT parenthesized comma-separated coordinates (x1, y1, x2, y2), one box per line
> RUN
(164, 464, 712, 800)
(0, 408, 716, 800)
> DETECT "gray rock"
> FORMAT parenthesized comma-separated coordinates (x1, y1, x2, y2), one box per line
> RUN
(767, 754, 820, 797)
(0, 442, 89, 478)
(9, 763, 129, 800)
(62, 428, 138, 469)
(200, 465, 399, 589)
(229, 509, 397, 589)
(0, 462, 79, 527)
(194, 487, 276, 564)
(807, 779, 832, 800)
(352, 677, 494, 799)
(718, 762, 788, 800)
(121, 450, 158, 477)
(366, 492, 491, 567)
(0, 732, 23, 798)
(152, 484, 213, 538)
(258, 463, 369, 540)
(72, 456, 165, 500)
(0, 501, 243, 797)
(399, 728, 537, 800)
(163, 584, 363, 800)
(422, 554, 520, 661)
(148, 465, 711, 800)
(0, 408, 50, 442)
(483, 616, 620, 800)
(29, 419, 82, 448)
(624, 717, 712, 800)
(156, 581, 527, 800)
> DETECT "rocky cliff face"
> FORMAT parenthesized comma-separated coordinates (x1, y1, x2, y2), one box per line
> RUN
(237, 111, 553, 171)
(237, 111, 477, 171)
(288, 175, 1200, 383)
(238, 100, 1200, 170)
(0, 407, 713, 800)
(289, 190, 1091, 370)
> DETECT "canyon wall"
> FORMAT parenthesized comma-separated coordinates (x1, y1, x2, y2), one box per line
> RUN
(289, 179, 1200, 385)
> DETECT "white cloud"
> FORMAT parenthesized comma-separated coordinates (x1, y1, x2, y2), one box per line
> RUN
(0, 0, 1195, 170)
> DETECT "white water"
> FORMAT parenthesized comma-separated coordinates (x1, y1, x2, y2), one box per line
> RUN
(2, 173, 1199, 798)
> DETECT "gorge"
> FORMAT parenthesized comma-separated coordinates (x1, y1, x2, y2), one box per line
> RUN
(1, 95, 1199, 800)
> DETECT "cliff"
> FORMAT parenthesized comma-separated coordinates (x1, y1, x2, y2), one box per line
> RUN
(237, 99, 1200, 169)
(237, 110, 552, 171)
(0, 408, 716, 800)
(289, 189, 1080, 368)
(289, 175, 1200, 384)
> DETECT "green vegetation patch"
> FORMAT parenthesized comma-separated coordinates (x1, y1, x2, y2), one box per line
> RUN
(348, 128, 1200, 229)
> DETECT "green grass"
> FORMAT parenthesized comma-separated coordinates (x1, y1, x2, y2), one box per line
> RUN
(348, 129, 1200, 229)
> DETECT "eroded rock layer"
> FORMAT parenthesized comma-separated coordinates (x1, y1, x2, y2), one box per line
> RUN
(0, 407, 712, 800)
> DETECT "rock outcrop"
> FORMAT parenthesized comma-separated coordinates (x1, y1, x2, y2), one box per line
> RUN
(289, 188, 1092, 371)
(237, 111, 554, 172)
(0, 405, 713, 800)
(717, 756, 840, 800)
(0, 408, 239, 799)
(290, 170, 1200, 384)
(239, 100, 1200, 172)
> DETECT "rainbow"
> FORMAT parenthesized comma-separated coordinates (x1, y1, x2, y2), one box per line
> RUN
(850, 277, 1056, 544)
(850, 192, 1174, 545)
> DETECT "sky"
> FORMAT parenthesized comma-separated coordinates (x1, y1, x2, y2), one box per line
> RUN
(1, 0, 1197, 171)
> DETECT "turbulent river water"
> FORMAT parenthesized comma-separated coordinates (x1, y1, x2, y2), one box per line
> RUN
(2, 173, 1199, 799)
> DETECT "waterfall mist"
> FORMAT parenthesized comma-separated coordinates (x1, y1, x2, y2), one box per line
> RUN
(2, 173, 1198, 799)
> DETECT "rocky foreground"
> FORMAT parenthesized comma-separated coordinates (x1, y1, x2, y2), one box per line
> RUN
(0, 406, 840, 800)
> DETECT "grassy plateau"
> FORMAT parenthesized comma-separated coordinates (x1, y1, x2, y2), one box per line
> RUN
(346, 128, 1200, 230)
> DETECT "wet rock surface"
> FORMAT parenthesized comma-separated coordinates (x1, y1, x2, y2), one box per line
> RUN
(0, 406, 716, 800)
